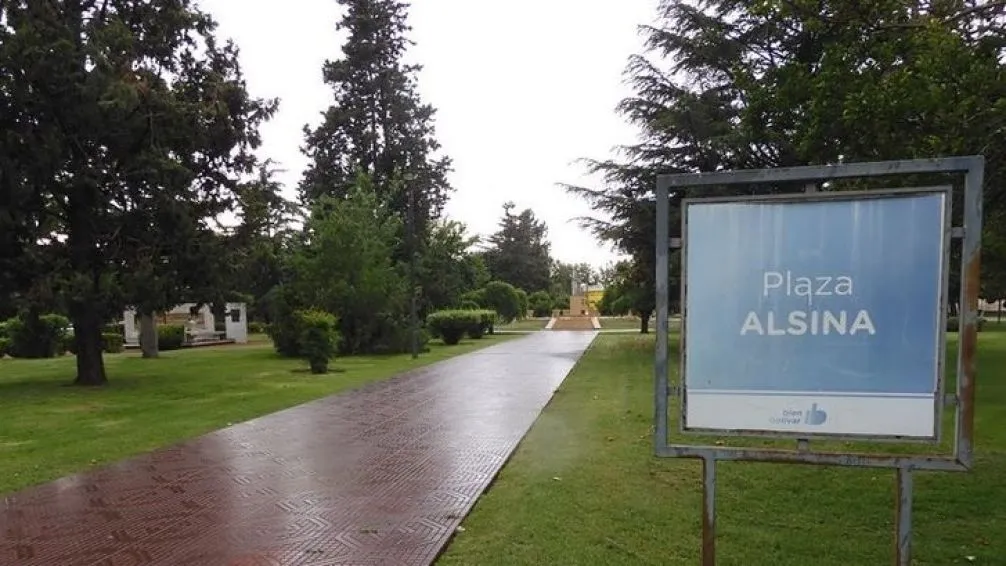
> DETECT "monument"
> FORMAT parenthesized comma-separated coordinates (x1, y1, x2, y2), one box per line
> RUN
(122, 303, 248, 348)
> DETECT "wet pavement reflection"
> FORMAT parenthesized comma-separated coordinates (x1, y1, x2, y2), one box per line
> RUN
(0, 331, 597, 565)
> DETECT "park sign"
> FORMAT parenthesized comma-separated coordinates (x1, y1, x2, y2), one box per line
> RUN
(680, 187, 949, 441)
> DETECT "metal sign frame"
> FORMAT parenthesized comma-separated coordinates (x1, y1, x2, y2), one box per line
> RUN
(653, 156, 984, 566)
(678, 186, 952, 443)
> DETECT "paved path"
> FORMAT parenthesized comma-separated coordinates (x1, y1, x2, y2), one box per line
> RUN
(0, 331, 597, 566)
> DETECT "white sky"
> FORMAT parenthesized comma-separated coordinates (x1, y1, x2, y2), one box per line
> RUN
(197, 0, 658, 268)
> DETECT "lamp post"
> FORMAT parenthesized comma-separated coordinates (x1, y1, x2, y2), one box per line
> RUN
(404, 172, 419, 360)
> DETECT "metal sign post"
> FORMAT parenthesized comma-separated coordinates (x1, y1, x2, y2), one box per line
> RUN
(653, 156, 984, 566)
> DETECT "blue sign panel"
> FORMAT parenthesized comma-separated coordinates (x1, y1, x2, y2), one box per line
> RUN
(682, 190, 947, 439)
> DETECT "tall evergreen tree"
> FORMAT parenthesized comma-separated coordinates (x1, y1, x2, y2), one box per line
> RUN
(0, 0, 276, 384)
(419, 220, 487, 311)
(300, 0, 452, 229)
(484, 202, 552, 293)
(224, 161, 301, 322)
(568, 0, 1006, 330)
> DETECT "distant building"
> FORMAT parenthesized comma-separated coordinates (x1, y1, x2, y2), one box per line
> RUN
(566, 281, 604, 317)
(585, 285, 604, 313)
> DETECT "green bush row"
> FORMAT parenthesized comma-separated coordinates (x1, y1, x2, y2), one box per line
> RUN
(101, 333, 125, 353)
(0, 314, 129, 359)
(158, 324, 186, 351)
(2, 314, 69, 358)
(426, 309, 497, 345)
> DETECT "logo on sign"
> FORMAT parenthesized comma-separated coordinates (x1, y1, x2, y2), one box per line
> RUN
(804, 403, 828, 425)
(768, 404, 828, 426)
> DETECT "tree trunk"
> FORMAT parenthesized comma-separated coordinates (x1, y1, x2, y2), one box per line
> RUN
(639, 311, 651, 334)
(139, 311, 158, 358)
(73, 305, 107, 386)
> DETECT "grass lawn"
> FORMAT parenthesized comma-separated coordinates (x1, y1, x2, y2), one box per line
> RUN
(0, 333, 514, 495)
(597, 316, 643, 330)
(597, 316, 683, 332)
(498, 318, 549, 331)
(437, 331, 1006, 565)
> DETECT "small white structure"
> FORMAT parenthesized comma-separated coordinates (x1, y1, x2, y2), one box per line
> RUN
(224, 302, 249, 344)
(122, 303, 247, 347)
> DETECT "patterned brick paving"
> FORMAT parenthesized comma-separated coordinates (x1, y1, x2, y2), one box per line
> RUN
(0, 331, 597, 566)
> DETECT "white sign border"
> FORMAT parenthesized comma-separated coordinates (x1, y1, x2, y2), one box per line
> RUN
(678, 186, 952, 444)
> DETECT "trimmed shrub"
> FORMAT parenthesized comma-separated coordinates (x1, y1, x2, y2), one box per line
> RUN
(459, 299, 480, 310)
(427, 310, 480, 345)
(6, 313, 70, 358)
(529, 291, 553, 317)
(468, 319, 485, 339)
(248, 321, 267, 334)
(297, 309, 338, 374)
(468, 309, 497, 338)
(515, 288, 529, 320)
(158, 324, 186, 351)
(102, 333, 125, 354)
(947, 316, 985, 333)
(480, 281, 521, 323)
(460, 289, 486, 307)
(366, 313, 430, 355)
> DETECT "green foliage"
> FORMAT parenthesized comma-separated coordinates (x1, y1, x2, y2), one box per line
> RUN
(484, 202, 552, 292)
(419, 220, 488, 312)
(101, 333, 125, 354)
(550, 261, 595, 302)
(947, 316, 985, 333)
(479, 281, 522, 323)
(565, 0, 1006, 328)
(248, 321, 267, 334)
(460, 289, 486, 307)
(266, 286, 306, 357)
(529, 290, 553, 317)
(158, 325, 186, 352)
(597, 285, 630, 316)
(0, 1, 277, 384)
(289, 177, 411, 355)
(226, 162, 300, 324)
(463, 309, 497, 339)
(473, 310, 497, 338)
(427, 310, 481, 345)
(300, 0, 452, 229)
(459, 300, 480, 310)
(514, 288, 529, 320)
(0, 337, 9, 358)
(297, 310, 339, 374)
(5, 313, 69, 359)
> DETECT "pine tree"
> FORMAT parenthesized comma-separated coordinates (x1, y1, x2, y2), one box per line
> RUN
(0, 0, 276, 384)
(567, 0, 1006, 330)
(484, 202, 552, 293)
(300, 0, 452, 228)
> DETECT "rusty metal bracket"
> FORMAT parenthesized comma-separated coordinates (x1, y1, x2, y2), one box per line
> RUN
(653, 156, 984, 566)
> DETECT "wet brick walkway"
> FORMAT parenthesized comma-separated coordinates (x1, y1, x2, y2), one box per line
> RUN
(0, 331, 597, 566)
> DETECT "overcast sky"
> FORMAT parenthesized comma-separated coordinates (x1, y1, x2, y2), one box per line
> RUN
(197, 0, 659, 268)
